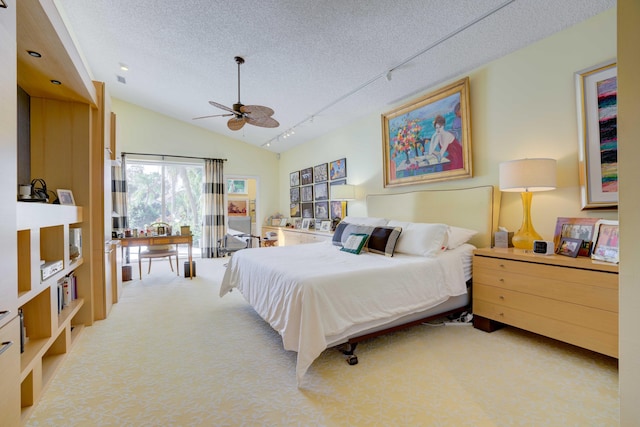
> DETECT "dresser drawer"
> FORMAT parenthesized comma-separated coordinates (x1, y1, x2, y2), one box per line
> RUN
(473, 284, 618, 335)
(473, 268, 618, 312)
(473, 299, 618, 357)
(474, 256, 617, 290)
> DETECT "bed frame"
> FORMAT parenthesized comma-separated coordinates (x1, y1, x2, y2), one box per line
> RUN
(337, 185, 500, 364)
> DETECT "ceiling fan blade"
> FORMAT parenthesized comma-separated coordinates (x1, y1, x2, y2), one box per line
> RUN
(245, 115, 280, 128)
(192, 113, 234, 120)
(209, 101, 236, 114)
(240, 104, 275, 118)
(227, 116, 246, 131)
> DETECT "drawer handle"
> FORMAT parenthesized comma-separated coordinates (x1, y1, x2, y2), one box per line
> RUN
(0, 341, 13, 356)
(499, 312, 505, 317)
(499, 278, 505, 282)
(499, 263, 505, 268)
(0, 310, 10, 321)
(499, 295, 505, 300)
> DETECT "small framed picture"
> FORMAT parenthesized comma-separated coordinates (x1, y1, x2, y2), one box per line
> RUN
(320, 220, 332, 232)
(227, 199, 248, 216)
(57, 189, 75, 206)
(301, 167, 313, 185)
(591, 220, 619, 263)
(289, 171, 300, 187)
(227, 179, 248, 194)
(301, 203, 314, 218)
(314, 182, 328, 200)
(315, 201, 329, 219)
(280, 218, 288, 227)
(301, 218, 311, 230)
(290, 187, 300, 203)
(301, 185, 313, 202)
(314, 163, 328, 183)
(558, 237, 582, 257)
(290, 203, 300, 218)
(330, 158, 347, 180)
(271, 218, 281, 226)
(156, 225, 166, 236)
(293, 218, 302, 229)
(314, 219, 322, 230)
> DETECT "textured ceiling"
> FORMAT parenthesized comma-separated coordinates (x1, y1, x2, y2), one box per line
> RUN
(54, 0, 615, 153)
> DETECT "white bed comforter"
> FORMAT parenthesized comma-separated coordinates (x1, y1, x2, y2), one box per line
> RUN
(220, 242, 471, 384)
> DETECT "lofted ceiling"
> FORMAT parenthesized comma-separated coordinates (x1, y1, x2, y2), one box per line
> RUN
(42, 0, 615, 153)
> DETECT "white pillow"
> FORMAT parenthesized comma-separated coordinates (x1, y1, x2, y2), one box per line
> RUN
(387, 220, 448, 257)
(447, 226, 478, 249)
(342, 216, 388, 227)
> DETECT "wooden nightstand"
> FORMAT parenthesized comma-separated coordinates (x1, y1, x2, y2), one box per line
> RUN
(472, 247, 619, 358)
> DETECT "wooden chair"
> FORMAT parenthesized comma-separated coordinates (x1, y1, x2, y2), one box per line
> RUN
(138, 222, 179, 279)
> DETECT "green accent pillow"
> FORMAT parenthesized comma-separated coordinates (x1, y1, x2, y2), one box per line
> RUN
(340, 233, 370, 255)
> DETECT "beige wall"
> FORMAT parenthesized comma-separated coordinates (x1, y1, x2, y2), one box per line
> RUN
(618, 0, 639, 424)
(280, 8, 618, 240)
(111, 99, 279, 229)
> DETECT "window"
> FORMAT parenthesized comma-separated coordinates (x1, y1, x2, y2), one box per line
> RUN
(126, 160, 203, 254)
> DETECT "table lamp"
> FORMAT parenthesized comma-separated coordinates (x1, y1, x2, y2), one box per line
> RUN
(330, 184, 356, 219)
(499, 158, 557, 250)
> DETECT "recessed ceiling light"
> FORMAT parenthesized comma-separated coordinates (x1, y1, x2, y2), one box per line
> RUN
(27, 50, 42, 58)
(50, 80, 62, 85)
(119, 63, 129, 71)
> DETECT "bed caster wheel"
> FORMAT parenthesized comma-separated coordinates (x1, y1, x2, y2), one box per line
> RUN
(346, 355, 358, 365)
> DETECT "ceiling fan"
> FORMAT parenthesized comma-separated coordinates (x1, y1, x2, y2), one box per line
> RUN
(193, 56, 279, 131)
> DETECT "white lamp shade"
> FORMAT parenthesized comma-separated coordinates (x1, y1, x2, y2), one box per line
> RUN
(499, 158, 557, 192)
(330, 184, 356, 200)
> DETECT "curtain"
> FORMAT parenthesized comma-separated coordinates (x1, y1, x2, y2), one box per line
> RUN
(111, 155, 129, 234)
(202, 159, 225, 258)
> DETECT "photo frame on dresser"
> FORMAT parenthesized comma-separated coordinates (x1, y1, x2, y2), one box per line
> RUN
(591, 219, 619, 263)
(558, 237, 582, 258)
(553, 217, 600, 257)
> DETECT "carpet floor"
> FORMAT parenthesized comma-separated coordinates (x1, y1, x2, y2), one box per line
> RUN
(27, 257, 619, 426)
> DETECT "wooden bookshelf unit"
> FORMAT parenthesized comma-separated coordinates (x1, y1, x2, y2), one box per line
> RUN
(17, 203, 88, 422)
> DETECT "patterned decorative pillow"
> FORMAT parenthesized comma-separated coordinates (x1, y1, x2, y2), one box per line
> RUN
(367, 226, 402, 257)
(340, 233, 370, 254)
(340, 224, 375, 246)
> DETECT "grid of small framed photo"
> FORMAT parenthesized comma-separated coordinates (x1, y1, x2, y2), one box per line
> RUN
(289, 158, 347, 229)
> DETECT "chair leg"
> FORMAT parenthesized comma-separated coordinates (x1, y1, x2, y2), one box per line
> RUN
(148, 257, 152, 274)
(168, 256, 174, 272)
(139, 258, 142, 280)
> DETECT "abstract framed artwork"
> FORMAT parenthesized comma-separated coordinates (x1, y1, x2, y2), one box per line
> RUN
(381, 77, 472, 188)
(576, 61, 618, 209)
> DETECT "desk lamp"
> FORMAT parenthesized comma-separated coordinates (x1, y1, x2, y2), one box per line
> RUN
(330, 184, 356, 219)
(499, 158, 557, 250)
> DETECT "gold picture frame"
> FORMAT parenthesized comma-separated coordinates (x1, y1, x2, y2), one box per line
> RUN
(381, 77, 472, 187)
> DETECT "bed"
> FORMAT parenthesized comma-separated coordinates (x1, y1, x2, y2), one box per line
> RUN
(220, 185, 499, 384)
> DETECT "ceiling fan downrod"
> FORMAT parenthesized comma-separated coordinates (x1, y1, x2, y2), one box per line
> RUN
(234, 56, 245, 108)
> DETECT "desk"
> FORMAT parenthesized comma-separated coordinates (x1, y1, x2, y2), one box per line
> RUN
(116, 235, 193, 280)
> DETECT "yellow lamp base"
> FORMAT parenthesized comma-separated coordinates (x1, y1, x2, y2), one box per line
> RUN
(512, 192, 542, 250)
